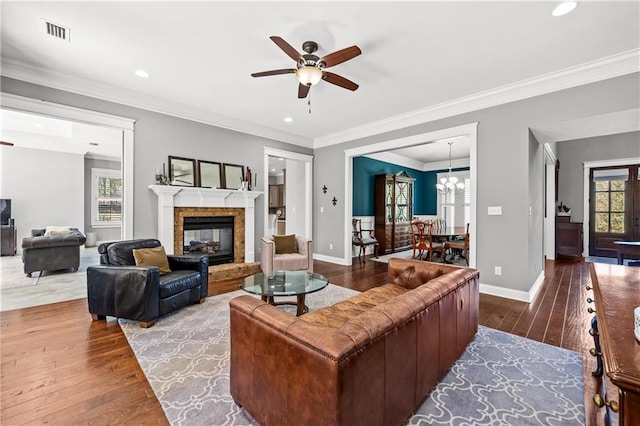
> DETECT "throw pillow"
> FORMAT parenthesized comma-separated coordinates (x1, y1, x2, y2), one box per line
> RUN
(44, 226, 73, 237)
(273, 234, 297, 254)
(132, 246, 172, 275)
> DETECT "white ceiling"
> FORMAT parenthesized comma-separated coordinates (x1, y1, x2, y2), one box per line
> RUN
(1, 1, 638, 150)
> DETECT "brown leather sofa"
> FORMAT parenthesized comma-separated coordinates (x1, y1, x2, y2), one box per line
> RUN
(229, 258, 480, 426)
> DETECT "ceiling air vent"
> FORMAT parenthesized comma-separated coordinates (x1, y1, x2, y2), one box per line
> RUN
(42, 19, 70, 42)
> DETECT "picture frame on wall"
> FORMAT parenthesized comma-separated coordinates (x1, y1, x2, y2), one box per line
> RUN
(168, 156, 196, 186)
(223, 163, 245, 189)
(197, 160, 222, 188)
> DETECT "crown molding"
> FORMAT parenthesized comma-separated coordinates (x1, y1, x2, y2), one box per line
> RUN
(314, 48, 640, 148)
(3, 48, 638, 151)
(1, 59, 313, 148)
(364, 152, 470, 172)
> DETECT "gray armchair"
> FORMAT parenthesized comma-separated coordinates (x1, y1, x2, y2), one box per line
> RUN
(87, 239, 208, 328)
(22, 228, 86, 277)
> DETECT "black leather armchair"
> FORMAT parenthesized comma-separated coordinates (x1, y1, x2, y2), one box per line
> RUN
(87, 239, 209, 328)
(22, 228, 86, 277)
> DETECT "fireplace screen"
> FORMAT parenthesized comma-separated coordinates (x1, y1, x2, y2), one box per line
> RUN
(183, 216, 234, 265)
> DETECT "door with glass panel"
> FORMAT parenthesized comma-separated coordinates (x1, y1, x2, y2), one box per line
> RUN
(589, 165, 640, 257)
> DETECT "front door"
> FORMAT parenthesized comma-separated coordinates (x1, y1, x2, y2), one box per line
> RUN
(589, 164, 640, 257)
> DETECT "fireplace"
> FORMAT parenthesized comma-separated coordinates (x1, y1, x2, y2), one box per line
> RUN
(149, 185, 261, 263)
(183, 216, 234, 265)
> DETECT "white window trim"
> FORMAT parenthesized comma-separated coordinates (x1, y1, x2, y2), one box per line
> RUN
(91, 168, 122, 228)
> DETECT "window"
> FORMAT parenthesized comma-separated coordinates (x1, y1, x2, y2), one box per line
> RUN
(592, 168, 628, 234)
(92, 168, 122, 227)
(441, 190, 455, 227)
(437, 170, 470, 227)
(464, 177, 471, 226)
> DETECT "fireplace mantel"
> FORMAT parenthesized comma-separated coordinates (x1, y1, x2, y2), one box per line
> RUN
(149, 185, 262, 261)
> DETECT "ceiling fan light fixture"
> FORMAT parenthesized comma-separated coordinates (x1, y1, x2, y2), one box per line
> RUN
(295, 66, 323, 86)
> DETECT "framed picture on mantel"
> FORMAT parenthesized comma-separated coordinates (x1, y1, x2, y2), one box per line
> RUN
(223, 163, 244, 189)
(197, 160, 222, 188)
(168, 156, 196, 186)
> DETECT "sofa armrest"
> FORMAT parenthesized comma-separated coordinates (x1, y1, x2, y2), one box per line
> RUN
(167, 254, 209, 299)
(260, 237, 276, 273)
(86, 265, 160, 322)
(294, 236, 313, 272)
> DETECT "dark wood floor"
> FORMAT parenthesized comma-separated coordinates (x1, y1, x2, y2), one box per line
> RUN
(1, 257, 603, 425)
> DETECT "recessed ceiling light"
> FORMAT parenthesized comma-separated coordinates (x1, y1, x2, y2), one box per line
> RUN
(271, 168, 276, 172)
(283, 117, 293, 123)
(278, 157, 284, 161)
(552, 1, 577, 17)
(135, 69, 150, 78)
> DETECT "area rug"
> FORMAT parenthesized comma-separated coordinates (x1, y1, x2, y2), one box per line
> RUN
(120, 286, 584, 426)
(370, 249, 467, 266)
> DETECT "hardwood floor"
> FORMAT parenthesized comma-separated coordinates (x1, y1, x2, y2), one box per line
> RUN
(1, 257, 603, 425)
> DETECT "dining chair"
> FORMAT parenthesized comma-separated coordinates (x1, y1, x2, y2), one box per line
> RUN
(443, 223, 470, 265)
(352, 218, 379, 261)
(411, 221, 443, 262)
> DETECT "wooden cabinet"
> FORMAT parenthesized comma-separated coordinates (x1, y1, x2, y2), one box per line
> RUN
(556, 217, 583, 260)
(1, 225, 16, 256)
(269, 185, 284, 208)
(374, 173, 414, 254)
(588, 264, 640, 426)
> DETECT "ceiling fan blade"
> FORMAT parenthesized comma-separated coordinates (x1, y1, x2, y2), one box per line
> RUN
(298, 84, 310, 99)
(322, 72, 359, 91)
(251, 69, 296, 78)
(0, 141, 15, 146)
(320, 45, 362, 68)
(270, 36, 302, 62)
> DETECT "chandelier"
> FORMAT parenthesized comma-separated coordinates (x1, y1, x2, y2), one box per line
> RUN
(436, 141, 465, 194)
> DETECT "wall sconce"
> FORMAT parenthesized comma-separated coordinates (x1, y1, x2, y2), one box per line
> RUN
(322, 185, 327, 194)
(332, 197, 337, 206)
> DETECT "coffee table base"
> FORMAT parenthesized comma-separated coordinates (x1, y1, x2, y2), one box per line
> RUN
(262, 294, 308, 316)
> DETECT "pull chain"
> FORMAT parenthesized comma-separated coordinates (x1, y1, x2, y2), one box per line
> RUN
(308, 91, 312, 114)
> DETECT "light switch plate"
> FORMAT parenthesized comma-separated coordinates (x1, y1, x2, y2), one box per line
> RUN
(488, 206, 502, 215)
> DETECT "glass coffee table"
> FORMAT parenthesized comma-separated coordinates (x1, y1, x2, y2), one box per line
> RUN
(239, 270, 329, 316)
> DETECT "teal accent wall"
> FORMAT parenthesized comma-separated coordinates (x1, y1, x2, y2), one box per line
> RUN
(353, 156, 469, 216)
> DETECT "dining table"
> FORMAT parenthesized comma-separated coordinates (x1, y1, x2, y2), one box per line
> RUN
(431, 226, 467, 241)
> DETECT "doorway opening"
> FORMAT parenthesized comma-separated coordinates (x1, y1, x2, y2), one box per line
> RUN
(343, 122, 478, 267)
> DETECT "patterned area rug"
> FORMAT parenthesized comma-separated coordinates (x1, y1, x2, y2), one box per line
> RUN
(370, 249, 468, 266)
(120, 286, 584, 426)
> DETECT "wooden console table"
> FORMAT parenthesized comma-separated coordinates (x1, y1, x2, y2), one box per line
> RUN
(588, 263, 640, 425)
(614, 241, 640, 265)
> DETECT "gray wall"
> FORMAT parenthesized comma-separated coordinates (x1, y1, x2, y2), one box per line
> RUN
(4, 73, 639, 295)
(313, 73, 640, 294)
(1, 77, 313, 260)
(556, 131, 640, 221)
(84, 157, 122, 242)
(0, 146, 84, 251)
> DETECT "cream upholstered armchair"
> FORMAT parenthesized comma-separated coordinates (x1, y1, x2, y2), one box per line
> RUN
(260, 235, 313, 273)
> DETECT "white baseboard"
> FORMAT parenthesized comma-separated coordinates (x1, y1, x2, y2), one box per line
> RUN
(313, 253, 350, 266)
(479, 270, 545, 303)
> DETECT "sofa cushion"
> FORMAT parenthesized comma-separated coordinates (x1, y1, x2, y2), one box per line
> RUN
(44, 225, 73, 236)
(159, 270, 202, 298)
(300, 283, 408, 329)
(273, 234, 297, 254)
(133, 246, 171, 275)
(272, 253, 309, 271)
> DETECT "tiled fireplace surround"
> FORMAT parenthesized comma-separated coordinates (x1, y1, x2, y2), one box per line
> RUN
(149, 185, 261, 263)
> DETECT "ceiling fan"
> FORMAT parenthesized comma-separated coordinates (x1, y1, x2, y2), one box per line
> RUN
(251, 36, 361, 99)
